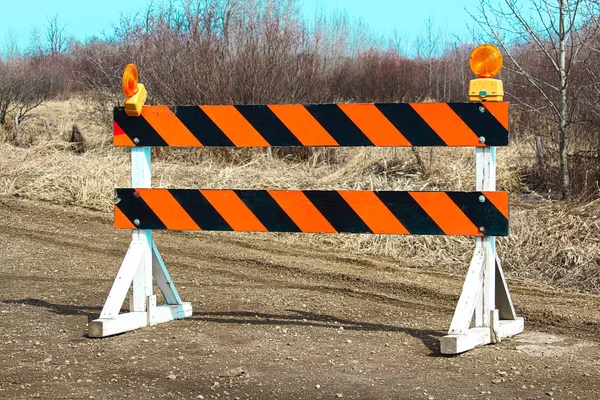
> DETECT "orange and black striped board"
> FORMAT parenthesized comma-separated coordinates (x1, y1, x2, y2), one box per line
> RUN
(114, 189, 509, 236)
(114, 103, 509, 147)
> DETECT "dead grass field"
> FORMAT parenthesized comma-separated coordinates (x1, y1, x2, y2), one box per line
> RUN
(0, 99, 598, 294)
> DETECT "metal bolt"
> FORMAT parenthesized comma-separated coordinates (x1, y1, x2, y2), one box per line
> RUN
(479, 106, 485, 113)
(133, 219, 140, 226)
(479, 226, 486, 233)
(133, 137, 140, 144)
(115, 197, 121, 204)
(133, 190, 140, 198)
(479, 195, 486, 203)
(479, 136, 486, 143)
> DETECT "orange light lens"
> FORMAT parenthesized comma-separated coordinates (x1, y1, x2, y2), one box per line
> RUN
(469, 44, 503, 78)
(122, 64, 139, 97)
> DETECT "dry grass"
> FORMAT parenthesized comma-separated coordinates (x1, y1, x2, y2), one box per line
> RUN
(0, 99, 598, 294)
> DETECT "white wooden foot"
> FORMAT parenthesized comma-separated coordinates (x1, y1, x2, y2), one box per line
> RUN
(89, 303, 192, 337)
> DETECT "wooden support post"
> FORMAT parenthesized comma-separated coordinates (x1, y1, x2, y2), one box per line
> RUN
(13, 116, 21, 146)
(89, 146, 192, 338)
(130, 148, 152, 313)
(44, 120, 51, 139)
(440, 143, 523, 355)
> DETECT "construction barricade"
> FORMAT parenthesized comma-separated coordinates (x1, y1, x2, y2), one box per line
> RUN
(89, 44, 523, 354)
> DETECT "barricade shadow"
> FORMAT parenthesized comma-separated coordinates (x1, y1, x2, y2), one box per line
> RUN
(191, 310, 445, 356)
(1, 299, 446, 355)
(1, 298, 102, 323)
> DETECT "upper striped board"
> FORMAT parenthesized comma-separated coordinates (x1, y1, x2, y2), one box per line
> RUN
(114, 103, 509, 147)
(114, 189, 509, 236)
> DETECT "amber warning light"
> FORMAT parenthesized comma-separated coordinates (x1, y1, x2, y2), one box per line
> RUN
(122, 64, 147, 117)
(122, 64, 139, 97)
(468, 44, 504, 102)
(470, 44, 503, 79)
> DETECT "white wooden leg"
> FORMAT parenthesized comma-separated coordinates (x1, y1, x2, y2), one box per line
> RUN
(151, 240, 183, 305)
(97, 239, 146, 319)
(447, 241, 485, 335)
(495, 254, 517, 320)
(130, 230, 153, 312)
(89, 237, 192, 338)
(482, 237, 495, 328)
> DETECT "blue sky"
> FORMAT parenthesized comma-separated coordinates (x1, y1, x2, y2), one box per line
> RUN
(0, 0, 482, 54)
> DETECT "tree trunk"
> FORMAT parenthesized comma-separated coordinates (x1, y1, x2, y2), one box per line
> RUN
(535, 135, 544, 169)
(558, 0, 570, 198)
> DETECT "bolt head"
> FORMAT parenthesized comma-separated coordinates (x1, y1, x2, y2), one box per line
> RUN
(479, 195, 486, 203)
(133, 137, 140, 144)
(479, 136, 486, 143)
(479, 106, 485, 113)
(133, 219, 140, 226)
(479, 226, 486, 232)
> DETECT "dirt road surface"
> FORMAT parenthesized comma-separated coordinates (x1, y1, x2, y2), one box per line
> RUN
(1, 198, 599, 399)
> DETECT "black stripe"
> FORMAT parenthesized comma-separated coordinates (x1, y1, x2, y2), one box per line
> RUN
(235, 190, 301, 232)
(235, 106, 302, 146)
(115, 189, 166, 229)
(173, 106, 235, 146)
(305, 105, 373, 146)
(375, 104, 446, 146)
(303, 191, 372, 233)
(447, 103, 508, 146)
(168, 189, 233, 231)
(446, 192, 509, 236)
(114, 108, 168, 147)
(375, 192, 444, 235)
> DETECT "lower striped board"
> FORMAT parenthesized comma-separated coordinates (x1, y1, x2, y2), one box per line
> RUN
(115, 189, 509, 236)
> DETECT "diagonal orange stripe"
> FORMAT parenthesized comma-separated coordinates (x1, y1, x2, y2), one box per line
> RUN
(482, 191, 509, 220)
(114, 134, 135, 147)
(137, 189, 200, 230)
(338, 191, 409, 234)
(483, 102, 509, 130)
(114, 205, 136, 229)
(338, 104, 411, 146)
(268, 105, 338, 146)
(141, 106, 202, 146)
(268, 190, 336, 233)
(200, 190, 268, 231)
(200, 106, 269, 147)
(411, 103, 482, 147)
(409, 192, 482, 236)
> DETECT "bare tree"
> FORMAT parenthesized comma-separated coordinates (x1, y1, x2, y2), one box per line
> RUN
(415, 17, 442, 100)
(3, 28, 20, 61)
(475, 0, 595, 198)
(0, 60, 57, 130)
(28, 26, 44, 56)
(45, 15, 68, 55)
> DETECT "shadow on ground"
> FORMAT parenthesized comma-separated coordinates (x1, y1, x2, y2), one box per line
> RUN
(191, 310, 445, 355)
(1, 298, 102, 322)
(0, 298, 446, 355)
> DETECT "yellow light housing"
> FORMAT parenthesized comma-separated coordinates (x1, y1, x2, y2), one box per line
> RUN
(469, 44, 503, 79)
(122, 64, 139, 97)
(121, 64, 147, 117)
